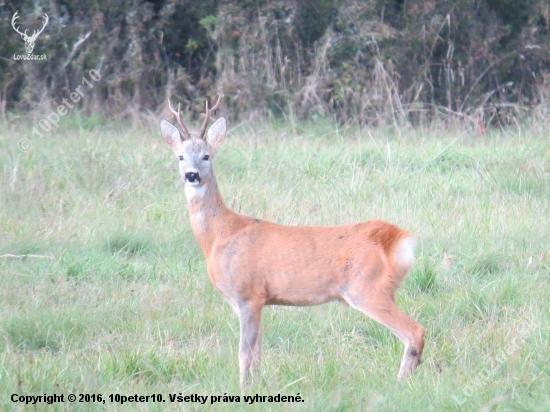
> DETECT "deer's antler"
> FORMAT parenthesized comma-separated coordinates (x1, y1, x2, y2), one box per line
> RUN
(198, 95, 223, 140)
(167, 100, 192, 140)
(11, 11, 48, 40)
(11, 11, 27, 38)
(28, 13, 49, 41)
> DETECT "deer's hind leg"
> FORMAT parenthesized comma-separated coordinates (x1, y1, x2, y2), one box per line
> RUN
(342, 280, 425, 380)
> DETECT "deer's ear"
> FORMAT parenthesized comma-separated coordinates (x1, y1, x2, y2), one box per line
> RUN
(207, 117, 227, 150)
(160, 119, 183, 151)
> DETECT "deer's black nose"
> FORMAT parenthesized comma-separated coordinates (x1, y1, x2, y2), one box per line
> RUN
(185, 171, 200, 183)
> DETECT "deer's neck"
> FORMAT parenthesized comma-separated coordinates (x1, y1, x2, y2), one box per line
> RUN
(185, 176, 236, 257)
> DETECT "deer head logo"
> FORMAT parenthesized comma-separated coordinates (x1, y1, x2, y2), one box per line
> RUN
(11, 11, 49, 55)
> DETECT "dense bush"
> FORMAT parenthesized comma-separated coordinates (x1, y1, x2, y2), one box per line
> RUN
(1, 0, 549, 126)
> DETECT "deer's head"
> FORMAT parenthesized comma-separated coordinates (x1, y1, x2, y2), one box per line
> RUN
(161, 96, 226, 195)
(12, 11, 49, 54)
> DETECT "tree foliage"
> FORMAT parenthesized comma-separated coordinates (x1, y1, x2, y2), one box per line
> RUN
(1, 0, 549, 125)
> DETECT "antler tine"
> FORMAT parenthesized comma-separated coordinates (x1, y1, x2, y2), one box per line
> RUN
(209, 94, 223, 113)
(167, 99, 191, 140)
(11, 11, 26, 36)
(198, 95, 223, 140)
(35, 14, 49, 36)
(28, 13, 49, 40)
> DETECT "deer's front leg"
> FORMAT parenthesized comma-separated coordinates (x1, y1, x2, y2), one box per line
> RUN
(237, 301, 263, 385)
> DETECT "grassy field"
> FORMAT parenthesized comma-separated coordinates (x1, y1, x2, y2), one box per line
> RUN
(0, 116, 549, 411)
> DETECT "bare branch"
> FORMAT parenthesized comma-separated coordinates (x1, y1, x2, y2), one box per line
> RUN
(61, 30, 92, 71)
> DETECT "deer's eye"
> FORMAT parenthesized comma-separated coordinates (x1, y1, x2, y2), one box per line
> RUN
(203, 154, 210, 161)
(178, 155, 184, 161)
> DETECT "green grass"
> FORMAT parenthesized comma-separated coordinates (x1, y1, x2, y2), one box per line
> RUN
(0, 118, 549, 411)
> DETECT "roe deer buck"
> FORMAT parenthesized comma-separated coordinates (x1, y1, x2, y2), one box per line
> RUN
(160, 96, 425, 384)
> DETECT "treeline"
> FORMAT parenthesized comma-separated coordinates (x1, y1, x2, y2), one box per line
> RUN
(1, 0, 549, 126)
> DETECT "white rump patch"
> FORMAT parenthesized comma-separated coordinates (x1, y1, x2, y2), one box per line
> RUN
(394, 236, 416, 272)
